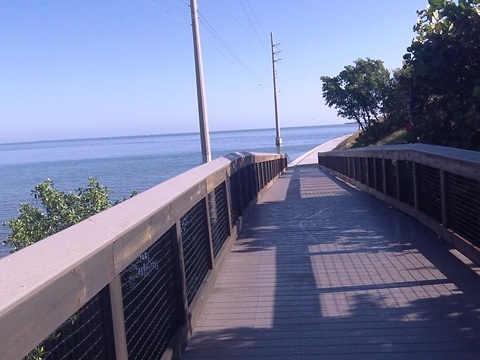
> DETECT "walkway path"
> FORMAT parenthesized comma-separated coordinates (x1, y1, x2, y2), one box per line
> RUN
(184, 140, 480, 359)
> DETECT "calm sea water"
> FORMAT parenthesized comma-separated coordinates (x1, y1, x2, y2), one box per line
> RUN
(0, 124, 356, 256)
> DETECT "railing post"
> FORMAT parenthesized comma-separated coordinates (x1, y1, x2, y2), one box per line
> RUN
(205, 194, 215, 268)
(440, 170, 449, 227)
(413, 162, 420, 210)
(395, 160, 401, 200)
(224, 175, 233, 234)
(382, 158, 387, 195)
(108, 277, 129, 360)
(173, 221, 189, 326)
(352, 157, 357, 180)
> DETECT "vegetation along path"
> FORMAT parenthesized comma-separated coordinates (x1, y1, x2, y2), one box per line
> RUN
(184, 163, 480, 359)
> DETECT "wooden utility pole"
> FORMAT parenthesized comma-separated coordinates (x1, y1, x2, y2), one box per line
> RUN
(271, 32, 282, 147)
(190, 0, 211, 163)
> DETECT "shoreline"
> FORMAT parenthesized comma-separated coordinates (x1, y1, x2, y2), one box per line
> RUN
(289, 134, 352, 166)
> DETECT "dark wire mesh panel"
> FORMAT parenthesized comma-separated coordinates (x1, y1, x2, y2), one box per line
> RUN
(33, 288, 113, 360)
(417, 164, 442, 223)
(317, 156, 326, 168)
(367, 158, 375, 188)
(349, 157, 355, 179)
(255, 162, 264, 192)
(354, 157, 361, 182)
(398, 160, 415, 207)
(228, 169, 242, 225)
(360, 157, 368, 185)
(267, 161, 272, 183)
(254, 162, 260, 193)
(246, 164, 256, 203)
(375, 158, 384, 193)
(121, 227, 180, 360)
(181, 199, 211, 305)
(230, 159, 283, 227)
(343, 157, 349, 176)
(209, 182, 230, 257)
(385, 159, 398, 198)
(261, 162, 267, 189)
(447, 173, 480, 246)
(332, 157, 339, 173)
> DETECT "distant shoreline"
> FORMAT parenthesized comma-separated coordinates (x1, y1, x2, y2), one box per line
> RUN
(0, 123, 356, 147)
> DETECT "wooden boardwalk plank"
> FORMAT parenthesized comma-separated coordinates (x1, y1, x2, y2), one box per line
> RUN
(184, 165, 480, 359)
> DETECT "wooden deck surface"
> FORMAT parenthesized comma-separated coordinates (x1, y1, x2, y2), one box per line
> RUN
(184, 165, 480, 359)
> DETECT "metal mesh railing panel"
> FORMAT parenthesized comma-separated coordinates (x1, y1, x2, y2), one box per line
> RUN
(256, 162, 264, 192)
(447, 173, 480, 246)
(246, 164, 256, 202)
(181, 199, 210, 305)
(417, 164, 442, 223)
(33, 289, 112, 360)
(230, 158, 284, 227)
(367, 158, 375, 188)
(354, 157, 361, 182)
(343, 157, 349, 176)
(229, 170, 242, 225)
(210, 182, 230, 257)
(375, 158, 384, 192)
(349, 158, 355, 179)
(398, 160, 415, 207)
(121, 227, 179, 360)
(385, 159, 398, 198)
(360, 157, 368, 185)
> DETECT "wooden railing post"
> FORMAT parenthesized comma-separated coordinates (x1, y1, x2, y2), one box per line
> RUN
(205, 194, 215, 269)
(173, 221, 189, 326)
(108, 277, 128, 360)
(224, 176, 233, 236)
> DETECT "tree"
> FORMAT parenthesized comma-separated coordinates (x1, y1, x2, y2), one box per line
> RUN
(3, 178, 136, 360)
(3, 177, 134, 252)
(321, 58, 391, 131)
(403, 0, 480, 149)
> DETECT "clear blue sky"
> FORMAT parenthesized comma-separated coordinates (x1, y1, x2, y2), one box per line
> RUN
(1, 1, 427, 143)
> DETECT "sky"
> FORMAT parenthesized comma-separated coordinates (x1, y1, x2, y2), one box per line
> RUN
(0, 0, 427, 144)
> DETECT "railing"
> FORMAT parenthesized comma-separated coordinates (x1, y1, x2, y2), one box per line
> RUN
(318, 144, 480, 265)
(0, 152, 287, 359)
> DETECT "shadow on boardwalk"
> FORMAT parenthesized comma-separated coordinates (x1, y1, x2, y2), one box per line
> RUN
(184, 166, 480, 359)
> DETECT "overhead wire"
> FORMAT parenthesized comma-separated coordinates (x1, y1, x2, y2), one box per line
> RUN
(143, 0, 190, 24)
(214, 1, 269, 71)
(245, 0, 267, 39)
(237, 0, 269, 53)
(197, 9, 266, 83)
(145, 0, 273, 87)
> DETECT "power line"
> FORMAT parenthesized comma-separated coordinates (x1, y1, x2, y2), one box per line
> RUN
(237, 0, 268, 52)
(143, 0, 189, 24)
(245, 0, 267, 38)
(146, 0, 271, 85)
(197, 10, 265, 82)
(215, 1, 269, 69)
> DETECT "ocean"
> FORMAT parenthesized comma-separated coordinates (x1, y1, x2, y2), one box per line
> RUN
(0, 124, 357, 257)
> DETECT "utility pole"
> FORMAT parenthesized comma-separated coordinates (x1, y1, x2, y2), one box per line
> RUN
(190, 0, 211, 163)
(271, 32, 282, 147)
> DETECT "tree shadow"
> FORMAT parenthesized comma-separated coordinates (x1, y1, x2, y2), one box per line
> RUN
(184, 165, 480, 359)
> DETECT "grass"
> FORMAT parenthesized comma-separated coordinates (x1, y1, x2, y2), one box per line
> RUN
(334, 128, 409, 150)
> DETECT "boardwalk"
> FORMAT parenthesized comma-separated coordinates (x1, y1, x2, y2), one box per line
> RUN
(184, 163, 480, 359)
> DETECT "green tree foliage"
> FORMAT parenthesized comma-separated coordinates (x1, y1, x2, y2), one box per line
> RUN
(3, 177, 132, 252)
(321, 58, 391, 131)
(3, 178, 136, 360)
(403, 0, 480, 149)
